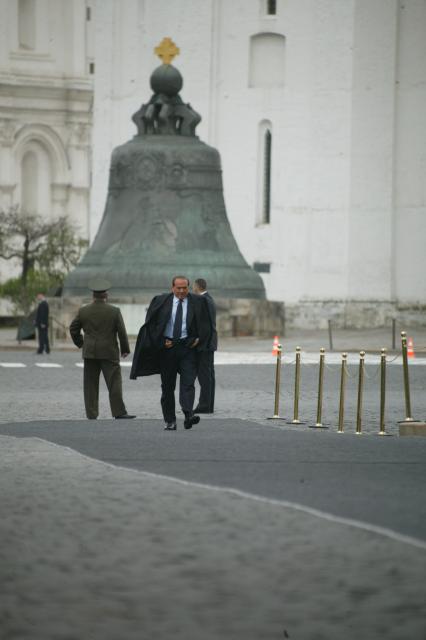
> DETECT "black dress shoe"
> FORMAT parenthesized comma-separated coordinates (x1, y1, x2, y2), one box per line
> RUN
(184, 415, 200, 430)
(164, 422, 177, 431)
(115, 414, 136, 419)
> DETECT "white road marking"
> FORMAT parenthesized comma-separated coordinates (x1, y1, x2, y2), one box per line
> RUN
(35, 363, 63, 368)
(75, 363, 84, 368)
(0, 362, 26, 368)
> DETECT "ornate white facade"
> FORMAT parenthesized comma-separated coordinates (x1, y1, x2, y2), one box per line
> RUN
(0, 0, 93, 280)
(2, 0, 426, 327)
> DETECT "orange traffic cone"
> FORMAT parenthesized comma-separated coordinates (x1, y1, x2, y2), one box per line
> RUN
(272, 335, 279, 356)
(407, 337, 415, 358)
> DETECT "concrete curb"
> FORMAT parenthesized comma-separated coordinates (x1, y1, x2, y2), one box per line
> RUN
(399, 422, 426, 437)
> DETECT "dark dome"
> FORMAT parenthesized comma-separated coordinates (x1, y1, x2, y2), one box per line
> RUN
(150, 64, 183, 97)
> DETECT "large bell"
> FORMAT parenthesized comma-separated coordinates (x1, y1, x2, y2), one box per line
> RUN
(62, 43, 265, 300)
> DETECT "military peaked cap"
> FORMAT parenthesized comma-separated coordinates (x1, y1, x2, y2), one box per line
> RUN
(88, 278, 111, 293)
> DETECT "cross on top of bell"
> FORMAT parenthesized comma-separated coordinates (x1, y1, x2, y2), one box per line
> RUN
(154, 37, 180, 65)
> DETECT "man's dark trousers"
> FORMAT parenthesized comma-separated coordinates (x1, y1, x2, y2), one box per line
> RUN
(159, 341, 197, 422)
(83, 358, 126, 419)
(37, 326, 50, 354)
(196, 351, 215, 412)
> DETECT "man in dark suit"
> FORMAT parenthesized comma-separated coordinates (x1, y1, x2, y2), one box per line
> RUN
(193, 278, 217, 413)
(130, 275, 211, 430)
(69, 279, 136, 420)
(35, 292, 50, 354)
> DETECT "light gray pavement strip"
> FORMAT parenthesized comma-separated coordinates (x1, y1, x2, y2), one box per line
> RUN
(1, 419, 425, 541)
(1, 436, 425, 640)
(2, 325, 426, 354)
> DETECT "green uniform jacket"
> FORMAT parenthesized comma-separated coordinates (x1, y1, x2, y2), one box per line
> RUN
(69, 301, 130, 361)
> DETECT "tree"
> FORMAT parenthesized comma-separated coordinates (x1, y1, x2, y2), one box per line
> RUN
(0, 207, 88, 285)
(0, 207, 88, 315)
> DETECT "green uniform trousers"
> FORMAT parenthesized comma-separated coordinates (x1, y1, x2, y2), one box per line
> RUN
(83, 358, 126, 419)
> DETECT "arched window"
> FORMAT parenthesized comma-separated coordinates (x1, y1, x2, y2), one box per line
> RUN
(18, 0, 36, 50)
(20, 143, 52, 216)
(256, 121, 273, 225)
(21, 151, 38, 213)
(249, 33, 285, 88)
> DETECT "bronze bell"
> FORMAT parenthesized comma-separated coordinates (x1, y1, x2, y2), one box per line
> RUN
(63, 41, 265, 300)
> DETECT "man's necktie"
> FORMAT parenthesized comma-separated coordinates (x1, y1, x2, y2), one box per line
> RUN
(173, 300, 183, 340)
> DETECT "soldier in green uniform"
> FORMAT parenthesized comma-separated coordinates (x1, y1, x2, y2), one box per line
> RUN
(69, 279, 136, 420)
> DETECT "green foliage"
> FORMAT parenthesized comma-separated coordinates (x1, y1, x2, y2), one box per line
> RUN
(0, 207, 88, 285)
(0, 207, 88, 315)
(0, 271, 62, 315)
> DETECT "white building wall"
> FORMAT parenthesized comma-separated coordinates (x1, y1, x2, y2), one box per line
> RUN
(347, 0, 398, 301)
(393, 0, 426, 303)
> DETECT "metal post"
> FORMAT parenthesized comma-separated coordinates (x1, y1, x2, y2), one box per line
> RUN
(267, 344, 286, 421)
(310, 348, 328, 429)
(288, 347, 305, 424)
(378, 348, 390, 436)
(337, 353, 347, 433)
(356, 351, 365, 434)
(400, 331, 414, 422)
(392, 319, 396, 350)
(328, 319, 333, 351)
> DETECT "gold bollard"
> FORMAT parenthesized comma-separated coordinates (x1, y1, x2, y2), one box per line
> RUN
(287, 347, 305, 424)
(400, 331, 414, 422)
(378, 348, 391, 436)
(337, 353, 347, 433)
(267, 344, 286, 421)
(310, 348, 328, 429)
(356, 351, 365, 434)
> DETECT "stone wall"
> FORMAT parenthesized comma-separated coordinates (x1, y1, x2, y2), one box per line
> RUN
(285, 300, 426, 330)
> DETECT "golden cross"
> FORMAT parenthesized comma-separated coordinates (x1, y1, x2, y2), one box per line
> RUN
(154, 37, 180, 65)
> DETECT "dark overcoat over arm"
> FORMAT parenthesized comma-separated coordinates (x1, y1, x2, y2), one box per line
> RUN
(130, 294, 171, 379)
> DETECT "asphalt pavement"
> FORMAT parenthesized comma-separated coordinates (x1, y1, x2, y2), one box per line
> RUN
(1, 418, 425, 542)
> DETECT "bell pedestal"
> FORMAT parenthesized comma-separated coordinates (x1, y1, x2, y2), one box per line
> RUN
(51, 295, 284, 339)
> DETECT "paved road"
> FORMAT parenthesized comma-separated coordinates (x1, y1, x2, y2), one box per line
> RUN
(1, 350, 425, 431)
(1, 418, 425, 542)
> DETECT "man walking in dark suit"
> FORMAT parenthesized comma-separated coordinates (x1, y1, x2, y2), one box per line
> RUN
(69, 279, 135, 420)
(130, 275, 211, 430)
(35, 292, 50, 354)
(193, 278, 217, 413)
